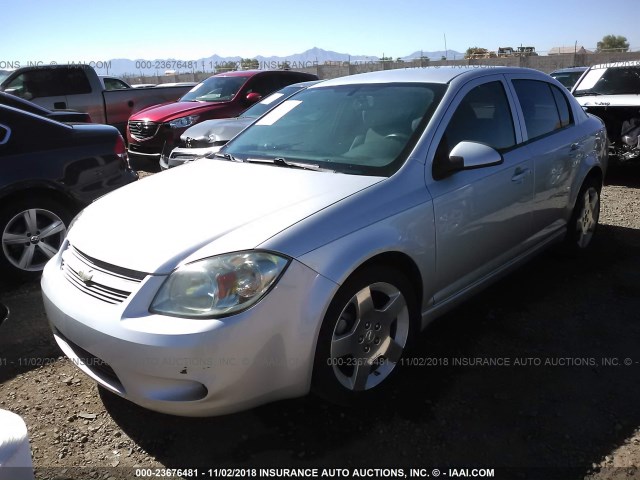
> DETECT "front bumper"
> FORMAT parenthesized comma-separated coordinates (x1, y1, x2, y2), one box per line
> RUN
(41, 246, 338, 416)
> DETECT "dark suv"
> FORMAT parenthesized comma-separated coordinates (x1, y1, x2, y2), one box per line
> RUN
(126, 70, 318, 170)
(0, 103, 137, 280)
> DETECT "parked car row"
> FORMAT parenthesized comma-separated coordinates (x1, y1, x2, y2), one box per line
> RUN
(0, 65, 193, 135)
(127, 69, 318, 170)
(39, 66, 607, 417)
(162, 80, 321, 169)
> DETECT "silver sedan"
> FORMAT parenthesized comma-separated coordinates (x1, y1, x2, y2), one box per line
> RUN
(42, 67, 607, 416)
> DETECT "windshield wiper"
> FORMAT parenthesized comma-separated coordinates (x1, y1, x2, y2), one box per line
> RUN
(211, 152, 241, 162)
(245, 157, 335, 172)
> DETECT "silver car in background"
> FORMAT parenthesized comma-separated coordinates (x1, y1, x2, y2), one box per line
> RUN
(42, 67, 607, 416)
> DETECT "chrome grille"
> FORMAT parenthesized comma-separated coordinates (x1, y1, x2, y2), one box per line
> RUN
(61, 245, 146, 304)
(128, 120, 159, 139)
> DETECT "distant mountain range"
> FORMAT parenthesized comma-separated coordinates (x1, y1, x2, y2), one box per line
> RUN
(102, 47, 463, 76)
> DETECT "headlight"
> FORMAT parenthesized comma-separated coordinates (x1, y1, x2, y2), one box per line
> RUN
(168, 115, 198, 129)
(150, 251, 289, 318)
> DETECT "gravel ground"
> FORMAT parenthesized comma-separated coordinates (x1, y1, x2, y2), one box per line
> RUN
(0, 165, 639, 480)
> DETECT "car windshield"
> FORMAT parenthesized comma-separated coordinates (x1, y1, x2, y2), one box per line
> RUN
(180, 76, 248, 102)
(223, 83, 446, 177)
(239, 85, 304, 119)
(574, 66, 640, 95)
(551, 71, 585, 89)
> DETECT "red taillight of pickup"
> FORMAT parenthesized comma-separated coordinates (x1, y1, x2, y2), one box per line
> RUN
(115, 135, 131, 169)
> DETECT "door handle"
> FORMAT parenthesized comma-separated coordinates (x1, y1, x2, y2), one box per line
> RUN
(570, 143, 580, 151)
(511, 167, 531, 183)
(53, 101, 66, 109)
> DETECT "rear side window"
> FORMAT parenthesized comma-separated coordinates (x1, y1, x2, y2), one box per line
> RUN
(550, 84, 572, 128)
(513, 80, 571, 141)
(245, 74, 280, 97)
(63, 69, 92, 95)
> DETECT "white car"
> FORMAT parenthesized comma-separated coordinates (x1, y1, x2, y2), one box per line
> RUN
(42, 67, 607, 416)
(572, 60, 640, 163)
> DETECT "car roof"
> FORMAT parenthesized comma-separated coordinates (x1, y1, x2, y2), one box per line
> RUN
(287, 80, 323, 88)
(311, 66, 548, 87)
(215, 70, 313, 78)
(551, 66, 588, 74)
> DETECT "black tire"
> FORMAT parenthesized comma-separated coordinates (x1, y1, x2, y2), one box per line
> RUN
(0, 196, 71, 281)
(564, 177, 601, 253)
(312, 265, 419, 405)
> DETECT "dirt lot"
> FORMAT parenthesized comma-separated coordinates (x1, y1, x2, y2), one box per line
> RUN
(1, 165, 639, 480)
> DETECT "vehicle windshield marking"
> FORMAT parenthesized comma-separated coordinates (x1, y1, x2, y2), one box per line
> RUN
(575, 69, 606, 91)
(260, 92, 284, 105)
(256, 100, 303, 125)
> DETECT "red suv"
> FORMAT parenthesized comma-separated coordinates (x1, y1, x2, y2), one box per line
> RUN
(126, 70, 318, 169)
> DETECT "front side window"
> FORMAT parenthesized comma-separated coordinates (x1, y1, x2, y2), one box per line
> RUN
(103, 78, 129, 90)
(436, 81, 516, 162)
(513, 79, 567, 141)
(223, 83, 447, 176)
(4, 68, 91, 99)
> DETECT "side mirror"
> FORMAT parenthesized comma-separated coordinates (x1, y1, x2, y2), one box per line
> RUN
(245, 92, 262, 105)
(450, 141, 503, 169)
(433, 141, 503, 179)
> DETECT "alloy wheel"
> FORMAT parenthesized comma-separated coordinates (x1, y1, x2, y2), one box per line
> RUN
(576, 187, 600, 249)
(330, 282, 410, 391)
(2, 208, 67, 271)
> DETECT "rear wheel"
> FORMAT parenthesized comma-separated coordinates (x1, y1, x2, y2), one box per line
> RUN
(0, 197, 71, 281)
(565, 178, 601, 252)
(312, 266, 418, 405)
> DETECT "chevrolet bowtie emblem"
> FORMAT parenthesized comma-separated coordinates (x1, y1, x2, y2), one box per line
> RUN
(77, 269, 94, 284)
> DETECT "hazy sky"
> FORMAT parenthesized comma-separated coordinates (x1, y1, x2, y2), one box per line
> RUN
(1, 0, 638, 62)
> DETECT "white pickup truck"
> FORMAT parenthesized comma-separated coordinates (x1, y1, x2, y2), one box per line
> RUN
(572, 60, 640, 163)
(0, 64, 193, 135)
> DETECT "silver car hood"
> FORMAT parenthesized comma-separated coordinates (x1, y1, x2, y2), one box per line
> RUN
(67, 160, 383, 274)
(180, 117, 253, 145)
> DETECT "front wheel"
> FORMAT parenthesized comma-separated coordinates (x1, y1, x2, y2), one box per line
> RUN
(0, 197, 71, 281)
(312, 266, 418, 404)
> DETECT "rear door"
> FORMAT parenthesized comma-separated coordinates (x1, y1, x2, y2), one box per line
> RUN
(427, 75, 535, 303)
(506, 75, 583, 239)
